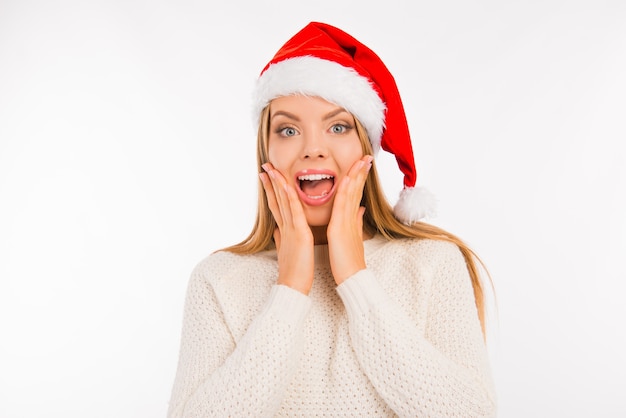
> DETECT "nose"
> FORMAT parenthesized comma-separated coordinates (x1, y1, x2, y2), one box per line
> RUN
(301, 129, 327, 160)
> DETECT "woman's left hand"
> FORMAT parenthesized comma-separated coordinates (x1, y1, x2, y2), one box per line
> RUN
(327, 155, 374, 285)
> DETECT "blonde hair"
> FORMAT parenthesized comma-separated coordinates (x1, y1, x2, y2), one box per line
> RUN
(223, 105, 492, 336)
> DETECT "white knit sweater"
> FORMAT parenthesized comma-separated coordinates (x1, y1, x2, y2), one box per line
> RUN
(167, 235, 496, 417)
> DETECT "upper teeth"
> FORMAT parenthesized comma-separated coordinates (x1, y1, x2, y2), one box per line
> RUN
(298, 174, 333, 181)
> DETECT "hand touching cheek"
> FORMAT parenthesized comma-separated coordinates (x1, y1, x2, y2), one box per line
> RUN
(260, 163, 315, 295)
(327, 155, 374, 284)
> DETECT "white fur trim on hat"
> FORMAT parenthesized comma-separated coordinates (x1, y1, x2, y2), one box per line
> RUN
(393, 186, 437, 224)
(252, 56, 386, 154)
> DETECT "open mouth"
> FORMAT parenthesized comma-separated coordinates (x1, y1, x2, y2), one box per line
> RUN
(297, 173, 335, 199)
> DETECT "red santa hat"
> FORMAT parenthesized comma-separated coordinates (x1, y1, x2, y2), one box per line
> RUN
(252, 22, 436, 223)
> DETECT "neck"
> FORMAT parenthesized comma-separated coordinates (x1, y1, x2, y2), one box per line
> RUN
(310, 225, 374, 245)
(310, 226, 328, 245)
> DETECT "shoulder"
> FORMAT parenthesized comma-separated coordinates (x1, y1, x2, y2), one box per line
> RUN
(193, 248, 277, 276)
(383, 239, 478, 310)
(184, 249, 279, 339)
(187, 249, 278, 293)
(363, 236, 470, 328)
(368, 237, 471, 296)
(370, 236, 465, 271)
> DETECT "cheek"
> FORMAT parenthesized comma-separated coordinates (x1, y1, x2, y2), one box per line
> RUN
(267, 139, 283, 165)
(336, 139, 365, 167)
(267, 140, 296, 172)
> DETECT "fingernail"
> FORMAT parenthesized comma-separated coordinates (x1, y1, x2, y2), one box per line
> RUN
(366, 155, 374, 164)
(261, 163, 270, 172)
(258, 173, 266, 183)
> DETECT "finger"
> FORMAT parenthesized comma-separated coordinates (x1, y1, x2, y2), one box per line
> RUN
(284, 180, 309, 230)
(273, 228, 281, 251)
(268, 167, 295, 228)
(263, 163, 292, 227)
(348, 155, 374, 190)
(348, 156, 373, 207)
(332, 176, 351, 214)
(334, 156, 372, 216)
(263, 163, 308, 230)
(357, 155, 374, 183)
(259, 171, 283, 226)
(357, 206, 365, 239)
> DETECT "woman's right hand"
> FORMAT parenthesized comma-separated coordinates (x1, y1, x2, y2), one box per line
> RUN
(260, 163, 314, 295)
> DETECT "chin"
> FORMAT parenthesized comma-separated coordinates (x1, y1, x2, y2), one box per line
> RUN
(303, 207, 332, 227)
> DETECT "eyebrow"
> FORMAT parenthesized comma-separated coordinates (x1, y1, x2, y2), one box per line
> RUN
(270, 107, 350, 123)
(271, 110, 300, 122)
(322, 108, 350, 121)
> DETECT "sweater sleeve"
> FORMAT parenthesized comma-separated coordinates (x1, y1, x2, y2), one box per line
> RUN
(167, 266, 311, 418)
(336, 242, 496, 418)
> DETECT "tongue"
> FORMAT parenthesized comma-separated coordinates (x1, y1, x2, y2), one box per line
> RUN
(301, 179, 333, 197)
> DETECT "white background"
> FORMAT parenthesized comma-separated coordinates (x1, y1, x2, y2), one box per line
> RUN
(1, 0, 624, 417)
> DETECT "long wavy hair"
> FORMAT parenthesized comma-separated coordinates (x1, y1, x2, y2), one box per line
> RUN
(223, 105, 492, 336)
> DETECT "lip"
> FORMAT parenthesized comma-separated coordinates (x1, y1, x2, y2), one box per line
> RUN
(294, 169, 337, 207)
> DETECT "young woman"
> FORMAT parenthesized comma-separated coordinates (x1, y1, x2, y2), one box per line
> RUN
(167, 22, 496, 417)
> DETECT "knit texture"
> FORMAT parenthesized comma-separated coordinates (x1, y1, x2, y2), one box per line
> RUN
(167, 235, 496, 417)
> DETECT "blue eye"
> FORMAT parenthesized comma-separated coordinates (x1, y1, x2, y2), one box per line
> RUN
(280, 127, 298, 137)
(331, 124, 348, 134)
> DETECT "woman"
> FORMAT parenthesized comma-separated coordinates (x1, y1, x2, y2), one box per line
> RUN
(167, 22, 496, 417)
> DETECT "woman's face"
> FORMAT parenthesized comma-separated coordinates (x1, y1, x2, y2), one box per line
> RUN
(267, 95, 364, 227)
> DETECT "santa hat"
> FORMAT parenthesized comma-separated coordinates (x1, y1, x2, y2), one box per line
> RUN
(252, 22, 436, 223)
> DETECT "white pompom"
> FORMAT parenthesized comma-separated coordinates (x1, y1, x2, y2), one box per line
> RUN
(393, 187, 437, 225)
